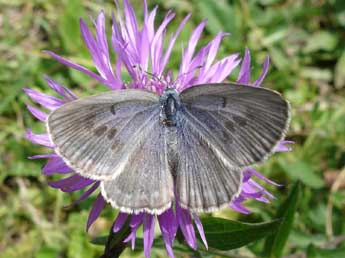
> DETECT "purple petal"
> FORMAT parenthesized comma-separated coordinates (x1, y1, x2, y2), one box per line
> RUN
(237, 48, 251, 84)
(209, 54, 241, 83)
(113, 1, 140, 68)
(123, 213, 144, 250)
(245, 168, 281, 186)
(151, 10, 175, 73)
(241, 178, 272, 203)
(160, 235, 174, 258)
(86, 193, 106, 231)
(24, 88, 65, 110)
(158, 209, 178, 258)
(176, 202, 197, 250)
(44, 51, 120, 89)
(25, 129, 54, 148)
(196, 53, 240, 84)
(111, 14, 136, 78)
(123, 222, 141, 250)
(179, 20, 207, 75)
(123, 0, 139, 50)
(158, 209, 178, 242)
(42, 156, 73, 175)
(143, 0, 148, 23)
(44, 75, 77, 101)
(230, 198, 251, 214)
(26, 104, 48, 122)
(253, 55, 270, 87)
(123, 230, 137, 250)
(242, 171, 252, 183)
(80, 18, 106, 75)
(159, 13, 191, 75)
(240, 189, 263, 199)
(274, 140, 294, 152)
(113, 212, 129, 233)
(193, 213, 208, 249)
(64, 182, 100, 208)
(248, 179, 275, 199)
(139, 23, 150, 70)
(79, 18, 120, 88)
(188, 32, 226, 84)
(202, 32, 227, 71)
(145, 5, 158, 41)
(95, 11, 110, 58)
(143, 214, 155, 258)
(48, 174, 94, 192)
(178, 47, 209, 90)
(28, 153, 57, 159)
(130, 213, 145, 227)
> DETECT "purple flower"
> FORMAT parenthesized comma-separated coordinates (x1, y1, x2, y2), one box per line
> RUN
(25, 1, 292, 257)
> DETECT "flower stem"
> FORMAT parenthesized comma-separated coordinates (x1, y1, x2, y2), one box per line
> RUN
(100, 217, 131, 258)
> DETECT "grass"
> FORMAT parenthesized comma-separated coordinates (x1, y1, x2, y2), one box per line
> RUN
(1, 0, 345, 257)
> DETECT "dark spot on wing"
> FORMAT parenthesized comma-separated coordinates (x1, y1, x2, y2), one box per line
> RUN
(94, 125, 108, 136)
(83, 113, 98, 129)
(246, 112, 256, 121)
(225, 120, 235, 131)
(111, 140, 123, 151)
(233, 115, 247, 127)
(221, 97, 227, 108)
(222, 130, 233, 144)
(107, 128, 117, 140)
(85, 121, 95, 130)
(110, 105, 116, 115)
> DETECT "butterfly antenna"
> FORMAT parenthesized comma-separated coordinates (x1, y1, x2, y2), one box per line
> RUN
(132, 65, 163, 84)
(173, 65, 203, 88)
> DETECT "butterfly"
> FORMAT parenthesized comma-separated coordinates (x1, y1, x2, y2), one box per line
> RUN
(47, 83, 290, 215)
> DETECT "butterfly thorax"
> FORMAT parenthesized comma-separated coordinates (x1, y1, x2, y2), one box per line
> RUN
(159, 88, 181, 127)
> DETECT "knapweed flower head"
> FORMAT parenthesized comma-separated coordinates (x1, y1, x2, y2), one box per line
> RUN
(25, 1, 292, 257)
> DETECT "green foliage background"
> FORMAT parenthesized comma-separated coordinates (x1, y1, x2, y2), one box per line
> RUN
(1, 0, 345, 257)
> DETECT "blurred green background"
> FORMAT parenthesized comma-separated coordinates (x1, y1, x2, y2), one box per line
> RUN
(1, 0, 345, 257)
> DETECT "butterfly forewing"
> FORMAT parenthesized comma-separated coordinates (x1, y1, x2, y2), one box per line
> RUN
(180, 83, 290, 167)
(47, 90, 160, 180)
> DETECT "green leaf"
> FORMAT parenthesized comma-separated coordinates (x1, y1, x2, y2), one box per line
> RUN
(303, 31, 338, 53)
(199, 217, 281, 251)
(36, 247, 59, 258)
(289, 230, 326, 248)
(269, 47, 289, 70)
(264, 182, 301, 258)
(307, 245, 345, 258)
(278, 159, 324, 189)
(300, 67, 332, 82)
(91, 236, 108, 246)
(335, 51, 345, 89)
(67, 213, 96, 258)
(196, 0, 241, 49)
(58, 0, 87, 54)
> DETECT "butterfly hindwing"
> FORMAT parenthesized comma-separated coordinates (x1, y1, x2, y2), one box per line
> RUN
(100, 123, 174, 214)
(174, 115, 242, 212)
